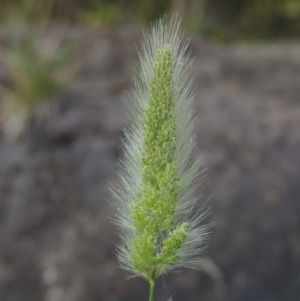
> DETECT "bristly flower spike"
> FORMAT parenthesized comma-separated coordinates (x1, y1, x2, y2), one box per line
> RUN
(112, 14, 211, 300)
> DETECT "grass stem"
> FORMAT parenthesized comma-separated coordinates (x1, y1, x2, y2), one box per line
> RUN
(149, 279, 155, 301)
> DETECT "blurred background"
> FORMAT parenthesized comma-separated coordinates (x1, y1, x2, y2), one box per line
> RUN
(1, 0, 300, 39)
(0, 1, 300, 301)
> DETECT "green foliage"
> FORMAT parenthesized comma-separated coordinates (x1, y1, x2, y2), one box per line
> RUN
(0, 32, 74, 141)
(0, 0, 57, 23)
(0, 0, 300, 42)
(0, 0, 167, 25)
(8, 37, 71, 105)
(241, 0, 300, 39)
(2, 0, 300, 40)
(204, 0, 300, 40)
(78, 3, 122, 26)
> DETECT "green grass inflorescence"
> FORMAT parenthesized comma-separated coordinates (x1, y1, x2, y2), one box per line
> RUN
(112, 14, 211, 301)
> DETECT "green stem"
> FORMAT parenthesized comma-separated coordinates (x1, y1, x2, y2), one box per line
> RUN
(148, 279, 155, 301)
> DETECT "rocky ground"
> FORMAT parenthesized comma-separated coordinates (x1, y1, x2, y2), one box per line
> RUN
(0, 26, 300, 301)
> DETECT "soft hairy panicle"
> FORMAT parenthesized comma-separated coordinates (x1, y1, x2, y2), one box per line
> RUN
(112, 15, 211, 282)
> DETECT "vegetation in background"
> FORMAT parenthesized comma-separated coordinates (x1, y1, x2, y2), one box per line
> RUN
(78, 3, 123, 26)
(0, 0, 57, 23)
(203, 0, 300, 40)
(0, 32, 74, 141)
(1, 0, 300, 40)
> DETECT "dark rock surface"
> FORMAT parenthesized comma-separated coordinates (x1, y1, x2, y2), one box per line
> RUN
(0, 27, 300, 301)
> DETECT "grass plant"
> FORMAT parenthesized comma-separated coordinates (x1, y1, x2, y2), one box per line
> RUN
(0, 32, 73, 141)
(112, 15, 211, 301)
